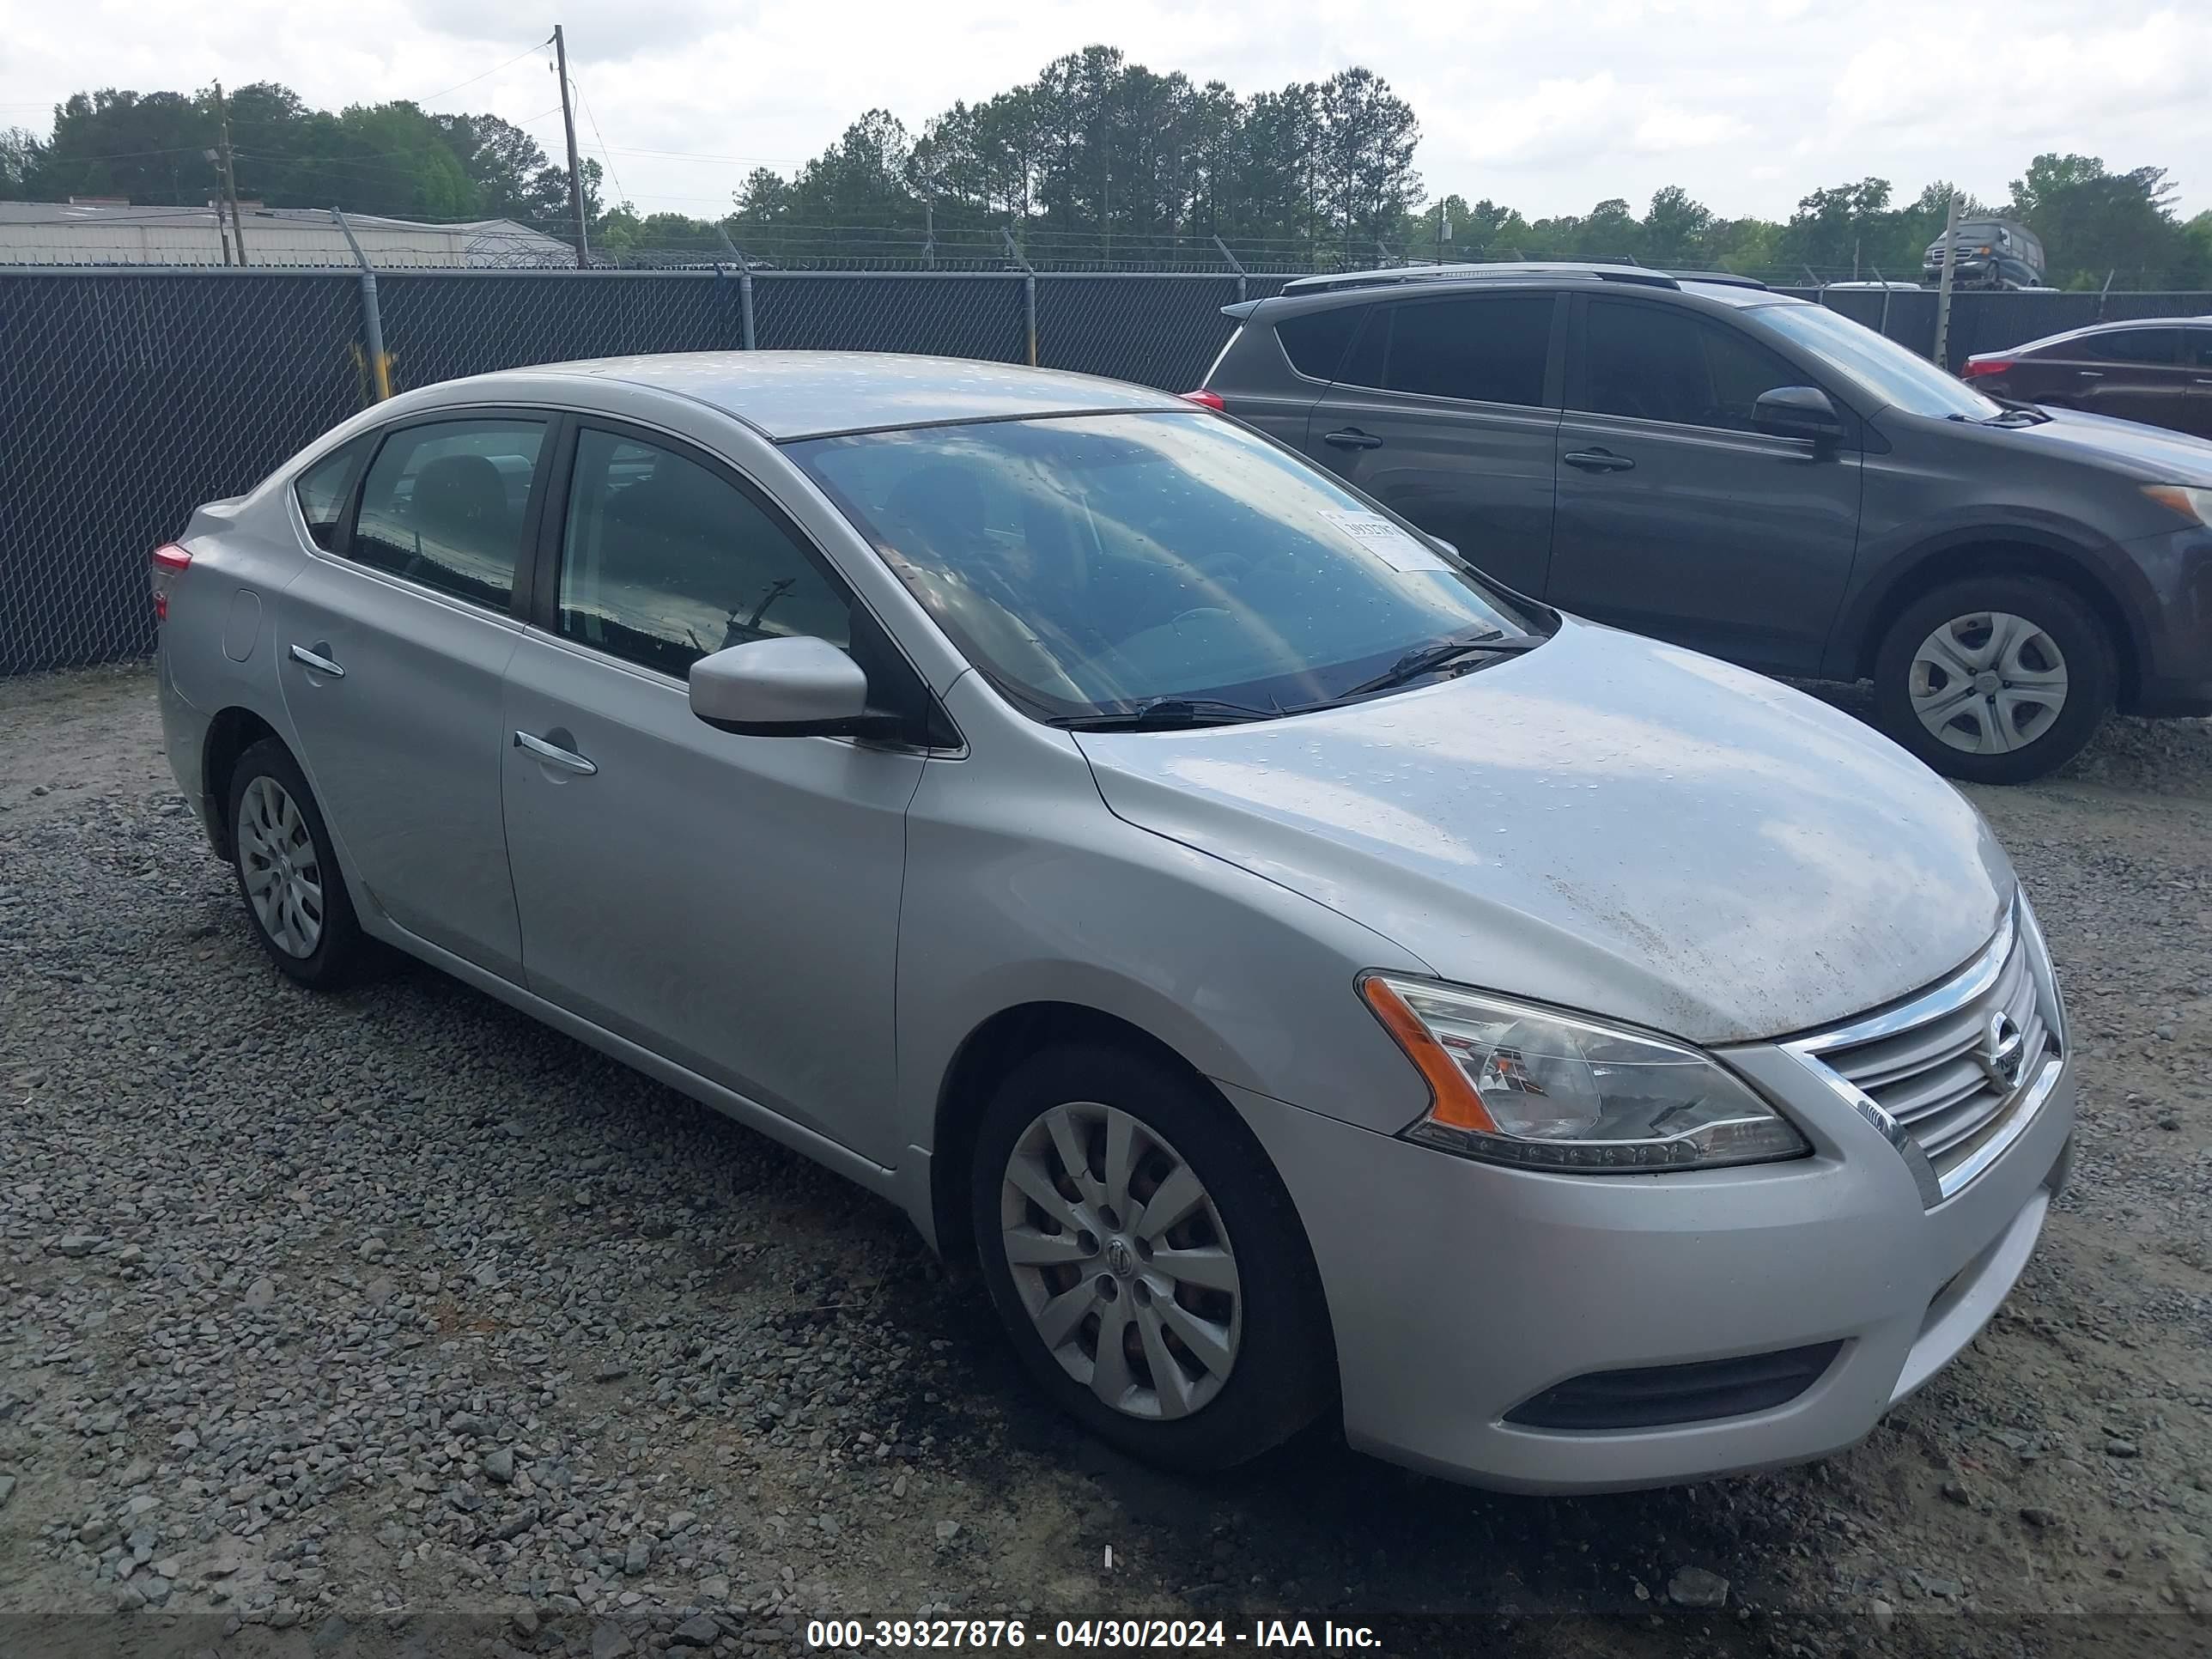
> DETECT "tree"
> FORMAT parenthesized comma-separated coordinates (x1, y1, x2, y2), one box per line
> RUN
(2006, 153, 2191, 286)
(38, 88, 220, 204)
(1313, 68, 1419, 247)
(0, 126, 40, 199)
(1642, 185, 1714, 267)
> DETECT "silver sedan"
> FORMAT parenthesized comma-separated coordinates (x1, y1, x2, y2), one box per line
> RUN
(154, 353, 2075, 1490)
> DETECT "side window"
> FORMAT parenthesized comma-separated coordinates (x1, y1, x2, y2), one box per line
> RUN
(2085, 329, 2178, 365)
(351, 419, 546, 610)
(1578, 301, 1804, 433)
(1274, 307, 1363, 380)
(1358, 295, 1553, 407)
(292, 434, 372, 551)
(558, 428, 852, 679)
(2189, 329, 2212, 368)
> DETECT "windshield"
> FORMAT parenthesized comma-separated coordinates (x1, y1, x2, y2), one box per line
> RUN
(791, 411, 1542, 722)
(1745, 302, 2003, 422)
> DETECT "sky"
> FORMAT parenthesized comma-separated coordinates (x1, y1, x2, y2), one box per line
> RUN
(3, 0, 2206, 224)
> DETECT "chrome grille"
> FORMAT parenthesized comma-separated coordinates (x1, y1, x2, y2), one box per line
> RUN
(1785, 902, 2065, 1206)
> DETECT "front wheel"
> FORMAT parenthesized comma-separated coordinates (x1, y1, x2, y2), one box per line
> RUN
(1872, 575, 2114, 784)
(969, 1042, 1334, 1473)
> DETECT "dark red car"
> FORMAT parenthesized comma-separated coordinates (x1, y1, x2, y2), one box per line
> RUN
(1961, 318, 2212, 438)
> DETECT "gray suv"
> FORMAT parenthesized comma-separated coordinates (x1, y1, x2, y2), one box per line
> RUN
(1198, 263, 2212, 782)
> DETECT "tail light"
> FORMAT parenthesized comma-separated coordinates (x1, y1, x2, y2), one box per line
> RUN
(1960, 358, 2013, 381)
(150, 541, 191, 622)
(1181, 389, 1226, 411)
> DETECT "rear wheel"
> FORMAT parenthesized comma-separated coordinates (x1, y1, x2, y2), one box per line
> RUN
(226, 738, 368, 988)
(969, 1042, 1334, 1472)
(1872, 575, 2114, 784)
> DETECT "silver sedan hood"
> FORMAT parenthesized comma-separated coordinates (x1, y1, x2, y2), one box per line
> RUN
(1073, 621, 2014, 1046)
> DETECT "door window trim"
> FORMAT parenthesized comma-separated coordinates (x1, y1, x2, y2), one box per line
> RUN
(1332, 290, 1568, 411)
(2079, 326, 2180, 366)
(323, 404, 564, 623)
(1563, 292, 1861, 447)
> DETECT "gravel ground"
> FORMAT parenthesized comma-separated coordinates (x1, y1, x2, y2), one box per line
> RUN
(2, 665, 2209, 1659)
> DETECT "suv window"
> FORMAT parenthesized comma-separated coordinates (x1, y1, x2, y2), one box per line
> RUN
(1273, 307, 1363, 380)
(1579, 300, 1803, 432)
(2189, 328, 2212, 368)
(293, 434, 372, 551)
(558, 427, 852, 679)
(351, 419, 545, 609)
(1340, 295, 1553, 407)
(2083, 328, 2178, 365)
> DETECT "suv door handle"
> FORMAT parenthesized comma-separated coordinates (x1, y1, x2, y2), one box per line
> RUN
(514, 729, 597, 776)
(288, 642, 344, 678)
(1322, 428, 1384, 450)
(2075, 369, 2104, 379)
(1563, 448, 1636, 473)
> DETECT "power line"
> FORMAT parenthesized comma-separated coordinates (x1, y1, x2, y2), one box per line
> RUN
(568, 73, 626, 207)
(406, 37, 556, 108)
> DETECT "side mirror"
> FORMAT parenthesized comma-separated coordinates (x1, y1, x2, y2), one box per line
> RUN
(1753, 385, 1844, 448)
(690, 635, 884, 738)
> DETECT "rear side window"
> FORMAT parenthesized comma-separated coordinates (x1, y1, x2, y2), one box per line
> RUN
(293, 435, 371, 551)
(1341, 295, 1554, 408)
(350, 419, 547, 610)
(1578, 300, 1804, 433)
(2189, 329, 2212, 368)
(2083, 329, 2178, 365)
(1274, 307, 1364, 380)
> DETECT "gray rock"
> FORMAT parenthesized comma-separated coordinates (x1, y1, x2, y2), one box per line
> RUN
(52, 1234, 98, 1257)
(0, 1474, 15, 1510)
(623, 1536, 652, 1576)
(591, 1623, 635, 1659)
(141, 1576, 173, 1606)
(672, 1613, 720, 1648)
(1942, 1480, 1972, 1506)
(511, 1606, 540, 1638)
(1668, 1567, 1729, 1609)
(2107, 1439, 2141, 1458)
(2021, 1505, 2060, 1528)
(243, 1277, 276, 1313)
(935, 1520, 962, 1544)
(483, 1448, 515, 1484)
(1870, 1598, 1894, 1633)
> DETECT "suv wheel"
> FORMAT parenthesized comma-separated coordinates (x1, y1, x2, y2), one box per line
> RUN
(227, 738, 368, 988)
(969, 1042, 1334, 1472)
(1872, 575, 2114, 784)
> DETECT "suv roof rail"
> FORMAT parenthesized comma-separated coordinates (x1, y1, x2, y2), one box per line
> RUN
(1665, 270, 1768, 289)
(1279, 261, 1684, 296)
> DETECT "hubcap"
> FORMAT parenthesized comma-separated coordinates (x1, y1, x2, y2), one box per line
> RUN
(1000, 1102, 1241, 1421)
(1908, 611, 2069, 756)
(237, 775, 325, 958)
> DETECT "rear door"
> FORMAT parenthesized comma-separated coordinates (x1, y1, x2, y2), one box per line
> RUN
(1212, 303, 1363, 449)
(276, 411, 550, 978)
(2185, 327, 2212, 439)
(2050, 327, 2187, 428)
(1300, 291, 1565, 597)
(1547, 295, 1863, 674)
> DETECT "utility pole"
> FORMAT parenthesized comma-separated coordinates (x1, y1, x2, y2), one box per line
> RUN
(214, 81, 247, 267)
(552, 26, 590, 268)
(1932, 191, 1962, 370)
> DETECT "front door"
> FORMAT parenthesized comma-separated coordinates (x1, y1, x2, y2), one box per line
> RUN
(500, 422, 926, 1162)
(1302, 290, 1564, 597)
(276, 413, 551, 977)
(2050, 327, 2189, 429)
(1546, 295, 1863, 674)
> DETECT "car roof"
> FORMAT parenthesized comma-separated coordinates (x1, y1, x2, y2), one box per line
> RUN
(493, 351, 1186, 441)
(1239, 269, 1796, 321)
(1990, 316, 2211, 356)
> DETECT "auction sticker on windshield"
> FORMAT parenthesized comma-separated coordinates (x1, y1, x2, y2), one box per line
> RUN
(1320, 510, 1453, 574)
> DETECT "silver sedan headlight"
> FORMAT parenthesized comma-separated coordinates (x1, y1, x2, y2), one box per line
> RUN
(1361, 975, 1812, 1173)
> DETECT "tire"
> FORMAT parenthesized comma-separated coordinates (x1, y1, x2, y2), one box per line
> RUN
(1872, 575, 2115, 785)
(225, 738, 368, 988)
(969, 1042, 1334, 1473)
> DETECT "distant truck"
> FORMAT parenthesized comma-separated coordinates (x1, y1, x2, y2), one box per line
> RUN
(1923, 220, 2047, 290)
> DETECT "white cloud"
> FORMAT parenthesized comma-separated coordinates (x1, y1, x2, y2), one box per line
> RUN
(0, 0, 2203, 222)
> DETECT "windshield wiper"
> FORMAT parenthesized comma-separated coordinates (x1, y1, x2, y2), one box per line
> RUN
(1054, 696, 1282, 732)
(1335, 629, 1540, 700)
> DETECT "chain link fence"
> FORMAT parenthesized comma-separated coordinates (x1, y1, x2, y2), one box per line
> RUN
(6, 264, 2212, 675)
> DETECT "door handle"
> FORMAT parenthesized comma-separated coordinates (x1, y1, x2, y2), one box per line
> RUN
(1322, 428, 1384, 450)
(1563, 448, 1636, 473)
(2194, 377, 2212, 386)
(514, 729, 597, 776)
(2075, 369, 2103, 380)
(288, 642, 344, 678)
